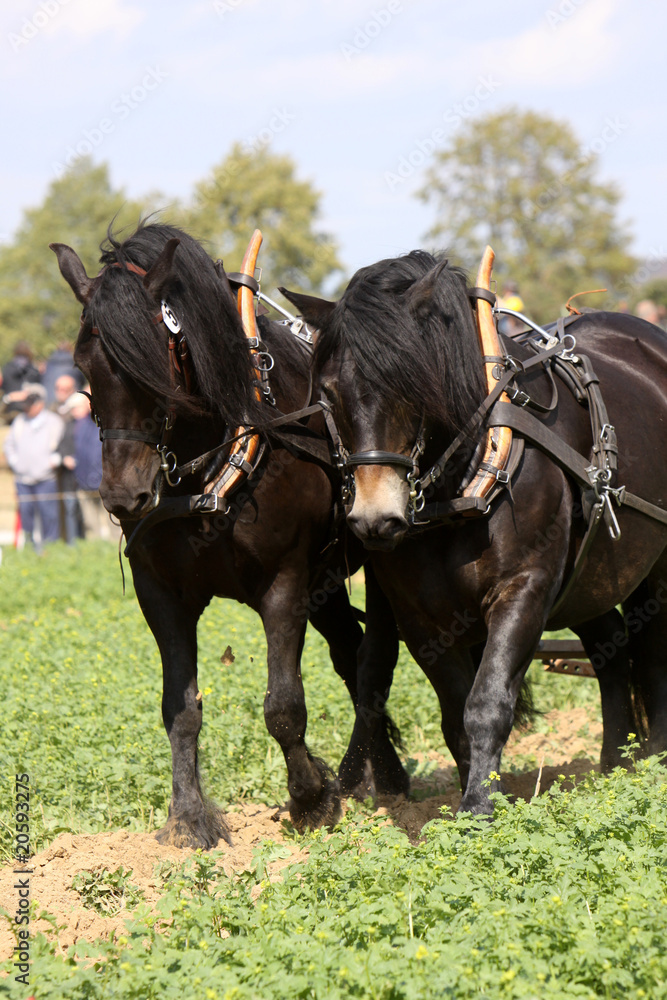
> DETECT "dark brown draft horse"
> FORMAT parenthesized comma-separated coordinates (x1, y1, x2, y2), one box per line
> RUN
(282, 251, 667, 816)
(50, 223, 405, 848)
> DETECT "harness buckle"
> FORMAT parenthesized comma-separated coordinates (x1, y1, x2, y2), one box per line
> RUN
(506, 384, 531, 407)
(495, 469, 510, 485)
(191, 493, 224, 514)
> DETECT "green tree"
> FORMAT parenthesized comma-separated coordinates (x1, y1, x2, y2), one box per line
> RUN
(418, 107, 637, 322)
(0, 159, 146, 362)
(628, 276, 667, 312)
(184, 144, 343, 300)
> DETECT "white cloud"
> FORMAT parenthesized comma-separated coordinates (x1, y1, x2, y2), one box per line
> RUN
(448, 0, 621, 88)
(1, 0, 144, 45)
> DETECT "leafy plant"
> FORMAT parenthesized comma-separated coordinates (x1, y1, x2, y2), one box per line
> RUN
(71, 867, 145, 916)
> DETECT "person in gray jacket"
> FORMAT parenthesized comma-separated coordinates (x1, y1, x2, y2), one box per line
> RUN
(4, 384, 64, 549)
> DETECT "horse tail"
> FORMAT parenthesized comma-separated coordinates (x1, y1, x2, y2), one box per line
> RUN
(381, 711, 406, 754)
(629, 678, 650, 745)
(514, 676, 538, 730)
(624, 580, 654, 746)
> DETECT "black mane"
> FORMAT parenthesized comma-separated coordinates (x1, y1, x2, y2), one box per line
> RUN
(86, 222, 268, 427)
(314, 250, 486, 431)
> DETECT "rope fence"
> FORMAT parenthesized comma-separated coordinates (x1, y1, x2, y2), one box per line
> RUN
(3, 489, 103, 503)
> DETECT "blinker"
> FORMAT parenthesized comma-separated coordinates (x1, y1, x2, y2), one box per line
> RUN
(161, 300, 182, 334)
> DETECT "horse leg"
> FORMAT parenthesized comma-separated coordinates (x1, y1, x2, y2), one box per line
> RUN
(414, 646, 476, 793)
(625, 557, 667, 757)
(459, 585, 550, 816)
(338, 563, 410, 798)
(572, 610, 635, 771)
(307, 573, 363, 707)
(132, 567, 230, 849)
(261, 582, 341, 831)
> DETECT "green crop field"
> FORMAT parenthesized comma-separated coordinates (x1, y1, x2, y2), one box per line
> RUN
(1, 543, 666, 999)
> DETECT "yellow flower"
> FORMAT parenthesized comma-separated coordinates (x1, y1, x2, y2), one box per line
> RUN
(415, 945, 429, 960)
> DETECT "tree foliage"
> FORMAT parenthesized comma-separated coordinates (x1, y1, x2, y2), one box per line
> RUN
(184, 143, 342, 299)
(0, 159, 146, 362)
(0, 147, 342, 366)
(418, 108, 637, 322)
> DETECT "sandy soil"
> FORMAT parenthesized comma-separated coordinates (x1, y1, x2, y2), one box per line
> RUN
(0, 706, 602, 961)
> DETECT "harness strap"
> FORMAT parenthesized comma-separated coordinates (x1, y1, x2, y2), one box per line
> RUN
(548, 502, 605, 622)
(124, 492, 235, 557)
(418, 340, 567, 491)
(620, 491, 667, 526)
(173, 401, 327, 479)
(467, 287, 497, 306)
(226, 272, 260, 293)
(414, 438, 525, 526)
(487, 401, 667, 526)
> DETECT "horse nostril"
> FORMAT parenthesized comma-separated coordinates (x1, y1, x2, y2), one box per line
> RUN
(378, 516, 407, 539)
(132, 492, 153, 515)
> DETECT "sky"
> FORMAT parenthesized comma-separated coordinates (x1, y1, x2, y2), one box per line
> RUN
(2, 0, 666, 282)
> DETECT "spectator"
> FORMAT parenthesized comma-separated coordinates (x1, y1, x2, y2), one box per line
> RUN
(53, 373, 78, 414)
(497, 281, 526, 338)
(4, 384, 64, 550)
(2, 341, 41, 395)
(2, 342, 41, 420)
(55, 393, 85, 544)
(635, 299, 663, 327)
(66, 392, 109, 540)
(43, 342, 83, 405)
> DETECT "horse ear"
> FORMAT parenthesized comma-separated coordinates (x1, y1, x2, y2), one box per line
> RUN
(278, 287, 336, 329)
(142, 238, 181, 300)
(405, 258, 449, 315)
(49, 243, 96, 305)
(214, 259, 234, 297)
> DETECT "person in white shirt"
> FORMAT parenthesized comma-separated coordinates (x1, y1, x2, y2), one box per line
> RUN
(4, 383, 65, 549)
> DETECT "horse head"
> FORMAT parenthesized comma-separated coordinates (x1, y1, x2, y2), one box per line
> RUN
(281, 253, 485, 551)
(50, 238, 185, 519)
(50, 225, 261, 523)
(279, 287, 421, 551)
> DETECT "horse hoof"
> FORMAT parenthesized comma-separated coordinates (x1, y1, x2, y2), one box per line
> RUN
(289, 777, 342, 832)
(155, 806, 232, 850)
(371, 758, 410, 797)
(338, 748, 372, 798)
(351, 759, 378, 802)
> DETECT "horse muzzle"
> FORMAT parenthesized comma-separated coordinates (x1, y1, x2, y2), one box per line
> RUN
(347, 509, 408, 550)
(99, 471, 162, 520)
(346, 465, 410, 549)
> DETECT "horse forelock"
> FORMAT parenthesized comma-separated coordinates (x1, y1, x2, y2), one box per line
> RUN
(314, 251, 486, 432)
(86, 222, 265, 427)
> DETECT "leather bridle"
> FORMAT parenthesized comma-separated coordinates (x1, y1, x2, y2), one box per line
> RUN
(81, 259, 189, 487)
